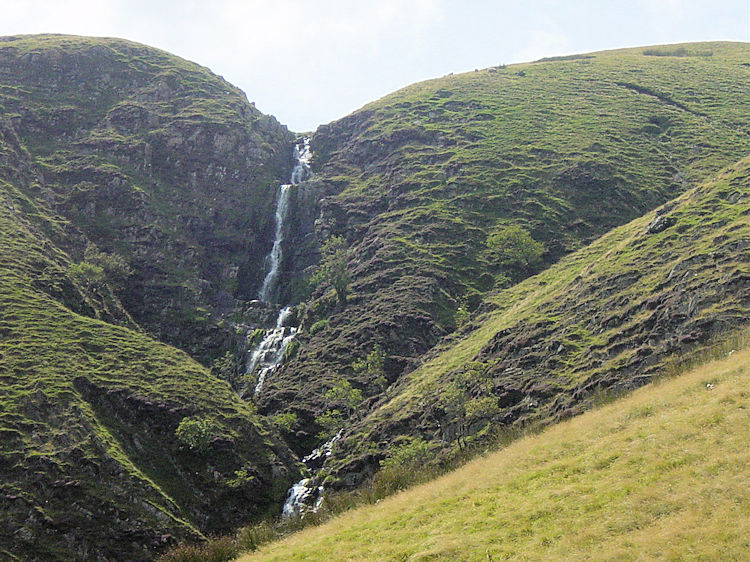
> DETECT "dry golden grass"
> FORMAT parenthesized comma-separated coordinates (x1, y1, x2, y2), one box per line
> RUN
(240, 335, 750, 561)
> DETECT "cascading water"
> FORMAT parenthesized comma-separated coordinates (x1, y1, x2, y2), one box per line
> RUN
(257, 185, 292, 303)
(258, 138, 310, 303)
(247, 138, 310, 397)
(281, 429, 343, 518)
(290, 139, 312, 184)
(247, 306, 297, 395)
(246, 137, 334, 518)
(281, 478, 316, 518)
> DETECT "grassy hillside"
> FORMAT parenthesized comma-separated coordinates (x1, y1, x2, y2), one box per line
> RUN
(0, 47, 300, 560)
(325, 153, 749, 484)
(262, 42, 750, 452)
(0, 34, 294, 363)
(0, 174, 300, 561)
(241, 330, 750, 560)
(2, 35, 749, 559)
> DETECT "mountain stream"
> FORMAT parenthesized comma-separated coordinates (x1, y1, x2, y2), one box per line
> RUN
(248, 138, 310, 396)
(244, 137, 332, 517)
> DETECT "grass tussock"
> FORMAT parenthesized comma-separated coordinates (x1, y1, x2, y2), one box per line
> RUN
(237, 328, 750, 560)
(158, 536, 238, 562)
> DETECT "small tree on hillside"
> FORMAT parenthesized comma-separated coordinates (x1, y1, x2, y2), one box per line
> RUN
(68, 261, 106, 290)
(438, 362, 496, 449)
(485, 224, 544, 283)
(83, 246, 132, 291)
(315, 377, 363, 439)
(324, 377, 363, 417)
(175, 416, 218, 455)
(311, 235, 350, 305)
(352, 344, 388, 392)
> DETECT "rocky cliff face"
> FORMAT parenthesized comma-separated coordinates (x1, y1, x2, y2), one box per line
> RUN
(325, 157, 750, 484)
(256, 42, 750, 456)
(0, 35, 301, 561)
(0, 34, 295, 364)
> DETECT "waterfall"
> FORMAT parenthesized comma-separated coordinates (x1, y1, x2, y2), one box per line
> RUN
(281, 429, 343, 518)
(281, 479, 317, 518)
(257, 137, 311, 303)
(290, 138, 312, 185)
(248, 306, 298, 396)
(247, 137, 329, 517)
(257, 185, 292, 303)
(247, 138, 310, 397)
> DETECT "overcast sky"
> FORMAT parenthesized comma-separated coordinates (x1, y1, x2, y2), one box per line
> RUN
(2, 1, 748, 131)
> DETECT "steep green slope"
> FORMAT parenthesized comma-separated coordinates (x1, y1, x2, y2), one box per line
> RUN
(242, 334, 750, 560)
(263, 42, 750, 451)
(0, 164, 300, 560)
(3, 35, 749, 558)
(0, 40, 301, 560)
(0, 34, 294, 363)
(326, 154, 750, 483)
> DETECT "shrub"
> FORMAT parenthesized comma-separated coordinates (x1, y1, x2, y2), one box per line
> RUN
(271, 412, 297, 433)
(352, 344, 386, 375)
(311, 235, 350, 304)
(485, 224, 544, 282)
(83, 246, 132, 290)
(158, 543, 205, 562)
(69, 247, 133, 294)
(175, 416, 218, 455)
(283, 339, 300, 361)
(247, 328, 266, 347)
(309, 318, 329, 335)
(68, 261, 105, 290)
(314, 408, 344, 439)
(352, 344, 388, 390)
(157, 536, 238, 562)
(454, 301, 471, 327)
(324, 378, 363, 415)
(380, 436, 431, 470)
(370, 463, 421, 498)
(438, 362, 494, 447)
(236, 521, 278, 552)
(225, 468, 255, 489)
(315, 379, 363, 437)
(465, 396, 501, 423)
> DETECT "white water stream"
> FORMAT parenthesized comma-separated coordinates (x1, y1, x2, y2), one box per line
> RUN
(258, 138, 311, 303)
(249, 138, 310, 396)
(257, 185, 292, 303)
(245, 137, 335, 518)
(282, 430, 343, 518)
(248, 306, 297, 395)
